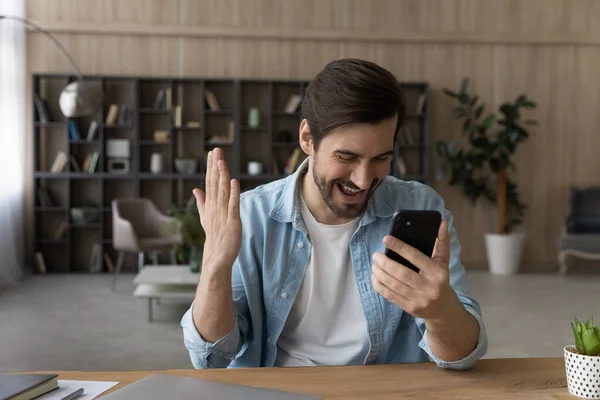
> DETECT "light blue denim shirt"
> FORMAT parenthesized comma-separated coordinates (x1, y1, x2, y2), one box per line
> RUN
(181, 159, 488, 369)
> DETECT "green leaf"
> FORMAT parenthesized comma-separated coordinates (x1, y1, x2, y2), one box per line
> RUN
(460, 78, 469, 95)
(470, 96, 479, 107)
(483, 114, 496, 128)
(585, 317, 594, 330)
(522, 99, 537, 108)
(443, 88, 457, 98)
(475, 105, 484, 118)
(582, 327, 600, 356)
(463, 118, 472, 133)
(572, 321, 585, 354)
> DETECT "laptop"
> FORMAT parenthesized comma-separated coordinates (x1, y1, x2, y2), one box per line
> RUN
(101, 374, 322, 400)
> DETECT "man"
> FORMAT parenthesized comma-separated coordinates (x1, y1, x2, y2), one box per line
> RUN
(181, 58, 487, 369)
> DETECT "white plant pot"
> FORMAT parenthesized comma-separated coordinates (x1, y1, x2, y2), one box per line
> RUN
(564, 345, 600, 399)
(484, 232, 525, 275)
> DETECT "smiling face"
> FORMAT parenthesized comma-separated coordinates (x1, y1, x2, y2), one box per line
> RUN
(300, 115, 397, 224)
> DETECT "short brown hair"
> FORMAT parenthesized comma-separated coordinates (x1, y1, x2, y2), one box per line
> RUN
(301, 58, 405, 149)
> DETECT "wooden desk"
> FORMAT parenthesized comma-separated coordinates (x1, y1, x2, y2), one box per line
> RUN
(37, 358, 575, 399)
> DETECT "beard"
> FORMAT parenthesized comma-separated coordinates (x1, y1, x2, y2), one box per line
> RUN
(311, 161, 381, 220)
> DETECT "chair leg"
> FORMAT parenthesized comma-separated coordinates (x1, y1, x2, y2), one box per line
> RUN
(170, 249, 177, 265)
(558, 251, 568, 275)
(138, 252, 145, 271)
(111, 251, 125, 292)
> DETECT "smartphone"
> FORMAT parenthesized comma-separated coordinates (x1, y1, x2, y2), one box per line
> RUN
(384, 210, 442, 273)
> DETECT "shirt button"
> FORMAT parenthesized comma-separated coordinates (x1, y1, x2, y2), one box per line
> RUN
(297, 242, 304, 248)
(281, 291, 288, 299)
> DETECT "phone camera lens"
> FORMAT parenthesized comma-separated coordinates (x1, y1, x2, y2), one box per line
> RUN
(406, 221, 411, 226)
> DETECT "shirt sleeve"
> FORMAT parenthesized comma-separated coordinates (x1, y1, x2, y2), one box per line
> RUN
(415, 194, 489, 369)
(180, 302, 243, 369)
(417, 301, 488, 370)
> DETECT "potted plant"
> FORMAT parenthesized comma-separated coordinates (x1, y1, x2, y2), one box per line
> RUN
(565, 317, 600, 399)
(169, 199, 205, 273)
(174, 153, 198, 174)
(436, 78, 537, 275)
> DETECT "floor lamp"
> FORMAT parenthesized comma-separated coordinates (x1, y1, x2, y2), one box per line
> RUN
(0, 14, 102, 117)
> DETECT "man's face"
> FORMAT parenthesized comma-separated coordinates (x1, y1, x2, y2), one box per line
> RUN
(306, 116, 397, 221)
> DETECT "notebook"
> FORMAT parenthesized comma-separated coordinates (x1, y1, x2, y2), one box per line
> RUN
(101, 374, 322, 400)
(0, 374, 58, 400)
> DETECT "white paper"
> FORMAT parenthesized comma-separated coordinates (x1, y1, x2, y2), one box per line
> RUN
(37, 380, 119, 400)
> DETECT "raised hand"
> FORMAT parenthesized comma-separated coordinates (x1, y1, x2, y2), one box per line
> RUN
(193, 148, 242, 275)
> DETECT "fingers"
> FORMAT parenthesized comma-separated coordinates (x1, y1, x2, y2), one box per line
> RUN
(371, 273, 412, 309)
(193, 188, 206, 219)
(432, 218, 450, 266)
(205, 150, 213, 198)
(372, 259, 417, 297)
(372, 252, 423, 289)
(209, 148, 221, 202)
(383, 235, 436, 274)
(228, 179, 240, 220)
(217, 159, 231, 209)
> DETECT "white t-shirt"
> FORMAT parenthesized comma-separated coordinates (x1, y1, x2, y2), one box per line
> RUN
(274, 194, 370, 367)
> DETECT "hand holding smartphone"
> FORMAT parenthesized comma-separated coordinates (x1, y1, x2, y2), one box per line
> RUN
(384, 210, 442, 273)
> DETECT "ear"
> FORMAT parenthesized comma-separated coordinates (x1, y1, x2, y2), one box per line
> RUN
(299, 119, 313, 156)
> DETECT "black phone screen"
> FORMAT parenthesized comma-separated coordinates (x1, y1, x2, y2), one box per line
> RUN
(384, 210, 442, 273)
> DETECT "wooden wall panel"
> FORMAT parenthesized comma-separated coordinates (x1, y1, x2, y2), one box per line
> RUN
(23, 0, 600, 271)
(26, 0, 179, 24)
(28, 34, 180, 76)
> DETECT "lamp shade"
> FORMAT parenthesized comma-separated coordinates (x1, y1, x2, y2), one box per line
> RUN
(59, 81, 102, 118)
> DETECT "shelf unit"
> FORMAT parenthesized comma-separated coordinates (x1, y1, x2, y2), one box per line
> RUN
(31, 74, 429, 274)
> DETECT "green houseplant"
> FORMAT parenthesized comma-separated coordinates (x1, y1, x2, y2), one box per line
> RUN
(564, 317, 600, 399)
(169, 198, 205, 273)
(436, 78, 537, 275)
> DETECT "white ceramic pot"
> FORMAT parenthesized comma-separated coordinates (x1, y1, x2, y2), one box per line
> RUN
(564, 345, 600, 399)
(484, 232, 525, 275)
(247, 161, 263, 176)
(150, 153, 164, 174)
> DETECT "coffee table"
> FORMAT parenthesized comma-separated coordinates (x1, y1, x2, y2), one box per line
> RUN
(132, 265, 200, 322)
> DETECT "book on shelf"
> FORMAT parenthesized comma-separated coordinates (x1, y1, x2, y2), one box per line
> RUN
(165, 87, 172, 110)
(205, 90, 220, 111)
(81, 151, 100, 173)
(50, 151, 68, 173)
(34, 252, 47, 274)
(285, 148, 303, 175)
(54, 219, 68, 240)
(86, 120, 98, 141)
(105, 104, 120, 125)
(173, 105, 182, 128)
(68, 119, 81, 140)
(69, 155, 81, 172)
(117, 105, 131, 125)
(33, 93, 50, 123)
(36, 188, 56, 207)
(153, 89, 166, 109)
(284, 94, 302, 113)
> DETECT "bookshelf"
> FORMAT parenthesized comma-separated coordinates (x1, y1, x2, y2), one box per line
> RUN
(31, 74, 429, 274)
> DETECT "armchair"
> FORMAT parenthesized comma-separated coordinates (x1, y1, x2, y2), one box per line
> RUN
(558, 186, 600, 274)
(111, 198, 182, 291)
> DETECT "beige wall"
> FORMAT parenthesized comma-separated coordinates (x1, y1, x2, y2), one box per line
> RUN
(25, 0, 600, 271)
